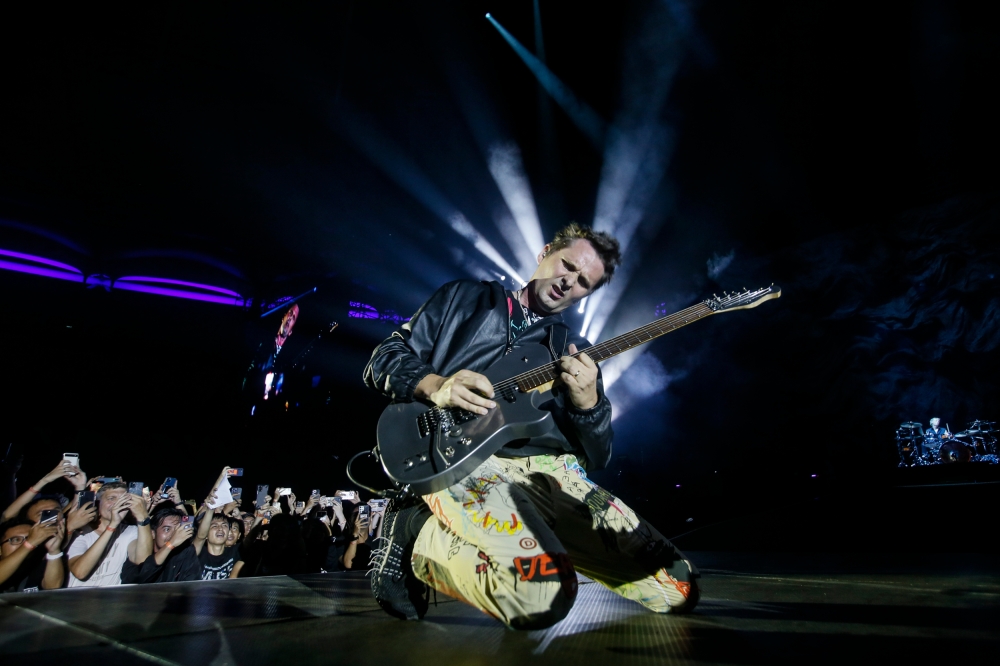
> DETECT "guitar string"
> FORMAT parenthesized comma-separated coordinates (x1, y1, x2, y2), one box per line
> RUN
(431, 291, 766, 418)
(490, 301, 715, 393)
(433, 292, 763, 416)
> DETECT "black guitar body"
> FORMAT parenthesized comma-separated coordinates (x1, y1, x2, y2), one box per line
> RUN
(374, 285, 781, 495)
(376, 345, 557, 494)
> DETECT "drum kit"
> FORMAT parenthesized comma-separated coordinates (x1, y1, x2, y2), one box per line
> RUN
(896, 420, 998, 467)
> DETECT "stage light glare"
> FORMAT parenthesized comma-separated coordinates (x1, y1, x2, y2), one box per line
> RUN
(333, 101, 523, 288)
(487, 143, 544, 277)
(486, 15, 606, 148)
(449, 213, 526, 285)
(485, 13, 491, 19)
(582, 3, 688, 344)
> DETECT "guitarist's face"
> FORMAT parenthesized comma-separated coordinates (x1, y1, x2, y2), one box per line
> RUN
(528, 239, 605, 315)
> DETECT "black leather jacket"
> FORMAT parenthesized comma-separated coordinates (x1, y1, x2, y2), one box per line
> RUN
(363, 280, 614, 470)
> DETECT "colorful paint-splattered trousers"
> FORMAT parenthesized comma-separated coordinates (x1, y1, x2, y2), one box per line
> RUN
(412, 453, 699, 629)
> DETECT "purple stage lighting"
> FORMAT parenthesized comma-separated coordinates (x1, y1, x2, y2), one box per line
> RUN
(113, 276, 245, 306)
(0, 248, 84, 282)
(349, 301, 380, 320)
(1, 247, 247, 306)
(348, 301, 410, 325)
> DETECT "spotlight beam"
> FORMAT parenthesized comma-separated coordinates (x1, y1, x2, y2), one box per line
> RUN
(487, 143, 545, 278)
(486, 14, 606, 149)
(334, 101, 525, 285)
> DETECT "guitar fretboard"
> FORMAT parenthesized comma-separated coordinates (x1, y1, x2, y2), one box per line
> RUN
(493, 301, 715, 393)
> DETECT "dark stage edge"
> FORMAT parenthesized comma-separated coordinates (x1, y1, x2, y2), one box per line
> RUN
(2, 552, 998, 665)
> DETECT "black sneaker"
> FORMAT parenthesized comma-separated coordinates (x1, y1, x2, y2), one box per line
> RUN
(369, 495, 433, 620)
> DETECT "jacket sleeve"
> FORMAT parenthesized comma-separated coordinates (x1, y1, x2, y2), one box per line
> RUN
(121, 552, 163, 585)
(560, 373, 614, 470)
(362, 281, 461, 402)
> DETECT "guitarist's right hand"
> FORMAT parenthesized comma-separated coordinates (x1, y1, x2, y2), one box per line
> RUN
(415, 371, 496, 415)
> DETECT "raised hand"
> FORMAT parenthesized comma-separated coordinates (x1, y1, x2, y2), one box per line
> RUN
(45, 520, 66, 554)
(171, 523, 195, 548)
(130, 492, 149, 522)
(27, 521, 60, 549)
(355, 516, 370, 544)
(66, 501, 97, 532)
(110, 494, 132, 528)
(165, 486, 182, 506)
(40, 462, 69, 486)
(331, 501, 346, 527)
(203, 490, 219, 513)
(63, 464, 87, 490)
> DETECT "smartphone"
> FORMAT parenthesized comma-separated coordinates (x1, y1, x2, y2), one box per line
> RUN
(227, 468, 243, 477)
(128, 481, 144, 496)
(62, 453, 80, 474)
(163, 477, 177, 490)
(98, 476, 122, 484)
(358, 504, 371, 519)
(279, 487, 292, 496)
(310, 489, 320, 499)
(180, 515, 194, 525)
(368, 499, 388, 512)
(231, 487, 243, 500)
(295, 501, 304, 509)
(39, 508, 60, 524)
(262, 510, 272, 525)
(256, 485, 269, 508)
(78, 490, 96, 507)
(335, 490, 357, 501)
(319, 496, 328, 508)
(331, 497, 342, 506)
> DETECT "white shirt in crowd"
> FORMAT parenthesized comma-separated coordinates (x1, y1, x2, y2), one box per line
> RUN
(67, 525, 138, 588)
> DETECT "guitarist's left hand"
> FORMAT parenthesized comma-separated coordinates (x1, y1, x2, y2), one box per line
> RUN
(559, 344, 599, 410)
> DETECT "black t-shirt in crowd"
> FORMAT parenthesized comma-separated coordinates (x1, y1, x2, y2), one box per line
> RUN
(0, 555, 48, 593)
(198, 544, 240, 580)
(121, 545, 202, 585)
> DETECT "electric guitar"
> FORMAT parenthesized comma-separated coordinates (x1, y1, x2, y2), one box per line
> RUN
(376, 285, 781, 494)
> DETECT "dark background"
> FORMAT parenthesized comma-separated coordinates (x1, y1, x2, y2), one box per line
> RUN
(2, 1, 998, 542)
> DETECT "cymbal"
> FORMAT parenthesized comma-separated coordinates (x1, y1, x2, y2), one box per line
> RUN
(900, 422, 922, 428)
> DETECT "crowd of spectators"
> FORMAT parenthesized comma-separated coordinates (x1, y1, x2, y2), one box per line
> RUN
(0, 456, 383, 593)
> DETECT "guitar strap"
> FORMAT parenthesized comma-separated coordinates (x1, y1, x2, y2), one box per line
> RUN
(546, 323, 569, 361)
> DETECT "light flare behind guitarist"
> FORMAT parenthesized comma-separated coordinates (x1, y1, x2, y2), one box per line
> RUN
(364, 223, 699, 629)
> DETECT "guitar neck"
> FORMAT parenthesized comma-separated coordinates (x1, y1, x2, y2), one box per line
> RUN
(508, 301, 715, 392)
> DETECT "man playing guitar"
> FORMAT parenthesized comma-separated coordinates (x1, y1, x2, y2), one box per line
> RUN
(364, 223, 699, 629)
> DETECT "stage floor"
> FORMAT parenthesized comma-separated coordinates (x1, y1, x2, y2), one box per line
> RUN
(2, 551, 998, 665)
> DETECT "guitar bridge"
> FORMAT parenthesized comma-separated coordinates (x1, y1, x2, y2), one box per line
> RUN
(417, 407, 479, 438)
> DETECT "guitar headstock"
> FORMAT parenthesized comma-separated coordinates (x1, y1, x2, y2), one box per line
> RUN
(705, 285, 781, 313)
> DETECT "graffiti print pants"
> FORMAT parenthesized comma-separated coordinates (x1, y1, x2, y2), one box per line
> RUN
(411, 453, 699, 629)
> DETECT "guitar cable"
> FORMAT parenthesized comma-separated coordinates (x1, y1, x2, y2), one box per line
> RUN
(346, 448, 408, 499)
